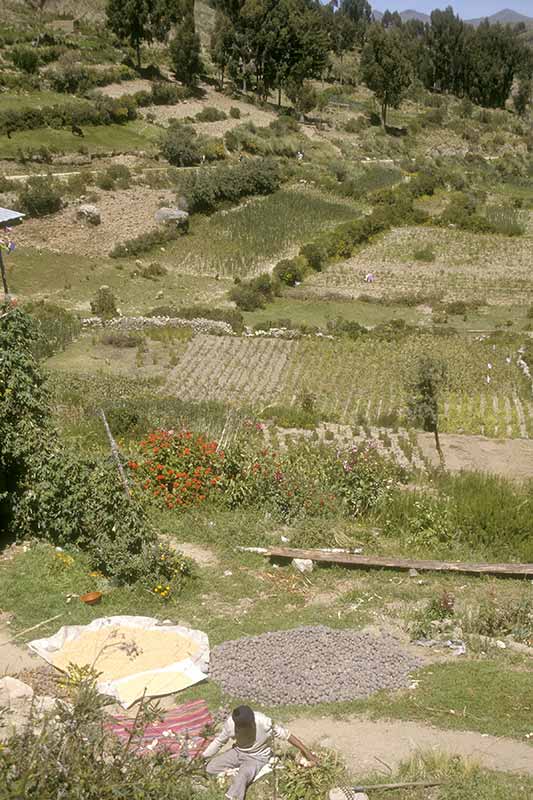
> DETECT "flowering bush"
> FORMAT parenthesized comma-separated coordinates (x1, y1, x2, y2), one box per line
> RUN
(132, 428, 402, 524)
(336, 441, 400, 517)
(132, 430, 224, 510)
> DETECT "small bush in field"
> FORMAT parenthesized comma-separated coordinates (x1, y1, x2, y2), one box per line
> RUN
(160, 123, 201, 166)
(100, 331, 141, 348)
(17, 176, 62, 217)
(413, 245, 436, 262)
(273, 257, 304, 286)
(229, 106, 241, 119)
(12, 46, 39, 74)
(195, 106, 227, 122)
(300, 242, 326, 271)
(90, 286, 118, 318)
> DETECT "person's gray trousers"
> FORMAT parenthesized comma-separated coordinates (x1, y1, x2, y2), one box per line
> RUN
(206, 747, 269, 800)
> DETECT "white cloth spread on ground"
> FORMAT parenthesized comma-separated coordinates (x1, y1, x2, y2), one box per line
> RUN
(29, 616, 209, 708)
(203, 711, 290, 759)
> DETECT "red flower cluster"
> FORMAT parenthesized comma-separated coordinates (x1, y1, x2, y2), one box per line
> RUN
(131, 430, 224, 509)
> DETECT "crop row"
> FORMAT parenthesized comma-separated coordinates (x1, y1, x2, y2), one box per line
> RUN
(164, 333, 532, 439)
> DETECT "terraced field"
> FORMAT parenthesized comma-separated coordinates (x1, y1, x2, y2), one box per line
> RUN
(164, 334, 298, 404)
(305, 223, 533, 306)
(165, 332, 533, 437)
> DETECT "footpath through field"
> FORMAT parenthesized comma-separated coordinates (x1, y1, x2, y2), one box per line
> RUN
(289, 716, 533, 776)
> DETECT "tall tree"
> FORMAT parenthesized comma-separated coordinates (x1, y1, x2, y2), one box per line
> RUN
(426, 6, 468, 96)
(468, 22, 528, 108)
(210, 11, 235, 88)
(360, 24, 412, 127)
(106, 0, 172, 68)
(339, 0, 372, 42)
(170, 14, 202, 86)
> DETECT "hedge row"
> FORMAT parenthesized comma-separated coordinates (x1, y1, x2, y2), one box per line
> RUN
(229, 183, 427, 310)
(184, 158, 282, 213)
(0, 95, 137, 135)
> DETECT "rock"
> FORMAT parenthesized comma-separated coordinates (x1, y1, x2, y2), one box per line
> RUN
(0, 677, 60, 740)
(292, 558, 313, 574)
(408, 568, 419, 577)
(154, 207, 189, 231)
(329, 792, 368, 800)
(0, 676, 34, 705)
(76, 204, 101, 226)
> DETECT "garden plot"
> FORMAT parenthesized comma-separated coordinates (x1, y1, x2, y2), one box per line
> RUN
(16, 187, 176, 257)
(161, 185, 358, 278)
(164, 334, 297, 404)
(263, 423, 426, 471)
(307, 225, 533, 306)
(278, 335, 532, 438)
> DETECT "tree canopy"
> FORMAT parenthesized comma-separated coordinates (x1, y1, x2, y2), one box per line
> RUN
(360, 24, 413, 126)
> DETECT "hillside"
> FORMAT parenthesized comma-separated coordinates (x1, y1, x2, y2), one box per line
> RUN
(1, 5, 533, 800)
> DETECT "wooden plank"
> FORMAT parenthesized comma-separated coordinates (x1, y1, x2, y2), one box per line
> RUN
(261, 547, 533, 577)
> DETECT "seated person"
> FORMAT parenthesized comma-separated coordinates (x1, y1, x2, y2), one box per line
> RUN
(202, 704, 316, 800)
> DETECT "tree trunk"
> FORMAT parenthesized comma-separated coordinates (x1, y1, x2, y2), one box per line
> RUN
(434, 427, 445, 467)
(136, 42, 141, 70)
(277, 85, 281, 108)
(0, 249, 9, 298)
(381, 102, 387, 128)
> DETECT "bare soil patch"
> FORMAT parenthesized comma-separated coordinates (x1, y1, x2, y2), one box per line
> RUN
(17, 187, 176, 257)
(289, 716, 533, 776)
(418, 432, 533, 479)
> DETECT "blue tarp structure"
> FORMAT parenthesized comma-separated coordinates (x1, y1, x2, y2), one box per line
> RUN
(0, 207, 25, 226)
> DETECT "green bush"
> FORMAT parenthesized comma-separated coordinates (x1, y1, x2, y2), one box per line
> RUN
(273, 257, 304, 286)
(195, 106, 227, 122)
(149, 81, 184, 105)
(100, 331, 142, 347)
(17, 176, 62, 217)
(1, 676, 209, 800)
(97, 163, 132, 190)
(25, 302, 81, 359)
(160, 123, 201, 166)
(90, 286, 118, 317)
(413, 245, 436, 262)
(229, 106, 241, 119)
(0, 95, 137, 136)
(110, 224, 186, 258)
(300, 242, 326, 271)
(11, 45, 39, 74)
(185, 158, 281, 213)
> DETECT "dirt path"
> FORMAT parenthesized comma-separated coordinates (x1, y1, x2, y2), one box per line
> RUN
(418, 433, 533, 479)
(0, 624, 41, 676)
(289, 716, 533, 776)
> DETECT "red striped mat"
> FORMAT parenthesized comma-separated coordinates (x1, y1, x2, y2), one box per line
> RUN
(106, 699, 213, 759)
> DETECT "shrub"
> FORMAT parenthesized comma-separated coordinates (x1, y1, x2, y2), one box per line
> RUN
(133, 429, 225, 510)
(229, 106, 241, 119)
(160, 123, 201, 166)
(273, 257, 304, 286)
(110, 224, 185, 258)
(185, 158, 281, 213)
(90, 286, 118, 317)
(12, 45, 39, 74)
(149, 81, 184, 105)
(97, 163, 131, 190)
(229, 283, 265, 311)
(300, 242, 326, 271)
(141, 262, 168, 279)
(47, 60, 92, 94)
(17, 176, 62, 217)
(25, 302, 81, 359)
(195, 106, 227, 122)
(413, 245, 436, 262)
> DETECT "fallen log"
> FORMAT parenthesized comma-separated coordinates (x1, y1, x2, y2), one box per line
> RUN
(249, 547, 533, 578)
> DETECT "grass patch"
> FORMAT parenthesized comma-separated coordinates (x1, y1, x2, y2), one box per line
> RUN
(163, 186, 359, 278)
(0, 120, 160, 158)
